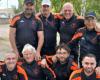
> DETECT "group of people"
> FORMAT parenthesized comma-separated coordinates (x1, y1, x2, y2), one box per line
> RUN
(0, 0, 100, 80)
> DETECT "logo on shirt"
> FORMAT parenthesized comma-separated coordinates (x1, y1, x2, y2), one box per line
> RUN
(81, 37, 85, 40)
(20, 20, 24, 23)
(61, 21, 65, 27)
(2, 73, 6, 77)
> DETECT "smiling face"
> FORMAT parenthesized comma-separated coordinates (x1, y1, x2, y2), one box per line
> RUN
(5, 53, 17, 71)
(23, 2, 35, 15)
(56, 48, 70, 63)
(85, 17, 96, 30)
(23, 49, 35, 63)
(41, 4, 51, 16)
(62, 3, 74, 20)
(82, 56, 96, 75)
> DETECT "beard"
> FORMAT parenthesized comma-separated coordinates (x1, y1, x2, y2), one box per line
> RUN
(24, 8, 35, 15)
(84, 68, 94, 74)
(59, 57, 66, 64)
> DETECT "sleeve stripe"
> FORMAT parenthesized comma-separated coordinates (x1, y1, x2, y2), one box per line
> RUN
(46, 64, 56, 78)
(69, 68, 82, 80)
(17, 65, 28, 80)
(10, 16, 20, 27)
(72, 32, 83, 40)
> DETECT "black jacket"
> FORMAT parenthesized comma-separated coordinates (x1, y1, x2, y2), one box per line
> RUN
(0, 64, 28, 80)
(45, 55, 78, 80)
(21, 60, 56, 80)
(68, 27, 100, 65)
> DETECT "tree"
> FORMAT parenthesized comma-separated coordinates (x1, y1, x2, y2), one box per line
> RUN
(12, 0, 24, 13)
(12, 0, 100, 20)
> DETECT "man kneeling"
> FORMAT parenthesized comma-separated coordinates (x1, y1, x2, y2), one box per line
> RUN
(69, 54, 100, 80)
(0, 52, 28, 80)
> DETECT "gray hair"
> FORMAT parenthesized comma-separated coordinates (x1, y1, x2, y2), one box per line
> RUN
(22, 44, 36, 54)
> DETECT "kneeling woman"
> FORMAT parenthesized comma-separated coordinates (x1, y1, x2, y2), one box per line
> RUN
(21, 44, 56, 80)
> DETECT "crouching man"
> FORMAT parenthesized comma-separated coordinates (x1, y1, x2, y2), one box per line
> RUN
(0, 52, 28, 80)
(69, 54, 100, 80)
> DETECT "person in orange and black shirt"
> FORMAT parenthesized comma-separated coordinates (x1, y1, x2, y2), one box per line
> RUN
(56, 2, 84, 44)
(69, 54, 100, 80)
(21, 44, 56, 80)
(68, 12, 100, 65)
(43, 43, 78, 80)
(0, 52, 28, 80)
(9, 0, 44, 60)
(36, 0, 59, 56)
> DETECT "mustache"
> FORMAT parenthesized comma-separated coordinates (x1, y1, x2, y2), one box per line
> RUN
(85, 68, 93, 72)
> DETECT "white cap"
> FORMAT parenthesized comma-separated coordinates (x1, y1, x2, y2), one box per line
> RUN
(41, 0, 51, 6)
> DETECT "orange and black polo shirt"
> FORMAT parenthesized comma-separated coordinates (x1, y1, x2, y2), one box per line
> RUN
(37, 13, 59, 56)
(55, 13, 84, 44)
(69, 68, 100, 80)
(21, 60, 56, 80)
(0, 62, 28, 80)
(10, 13, 43, 55)
(45, 55, 78, 80)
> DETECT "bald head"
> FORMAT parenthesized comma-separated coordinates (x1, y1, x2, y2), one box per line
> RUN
(62, 2, 74, 20)
(63, 2, 74, 10)
(4, 52, 18, 71)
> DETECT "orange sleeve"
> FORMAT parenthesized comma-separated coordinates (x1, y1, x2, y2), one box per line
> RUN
(37, 60, 56, 78)
(0, 61, 5, 65)
(54, 13, 63, 19)
(45, 63, 56, 78)
(17, 65, 28, 80)
(70, 61, 78, 71)
(96, 74, 100, 79)
(46, 55, 53, 65)
(77, 16, 84, 20)
(70, 77, 81, 80)
(72, 32, 83, 41)
(0, 61, 4, 73)
(10, 16, 20, 27)
(69, 69, 82, 80)
(97, 32, 100, 35)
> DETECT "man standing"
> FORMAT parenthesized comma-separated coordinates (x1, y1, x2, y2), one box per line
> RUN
(57, 2, 84, 44)
(69, 54, 100, 80)
(37, 0, 58, 56)
(9, 0, 44, 59)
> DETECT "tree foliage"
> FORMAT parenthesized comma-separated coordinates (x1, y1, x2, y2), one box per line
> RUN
(13, 0, 24, 13)
(13, 0, 100, 20)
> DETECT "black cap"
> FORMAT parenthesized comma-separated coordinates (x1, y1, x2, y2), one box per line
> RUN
(24, 0, 34, 4)
(85, 11, 96, 19)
